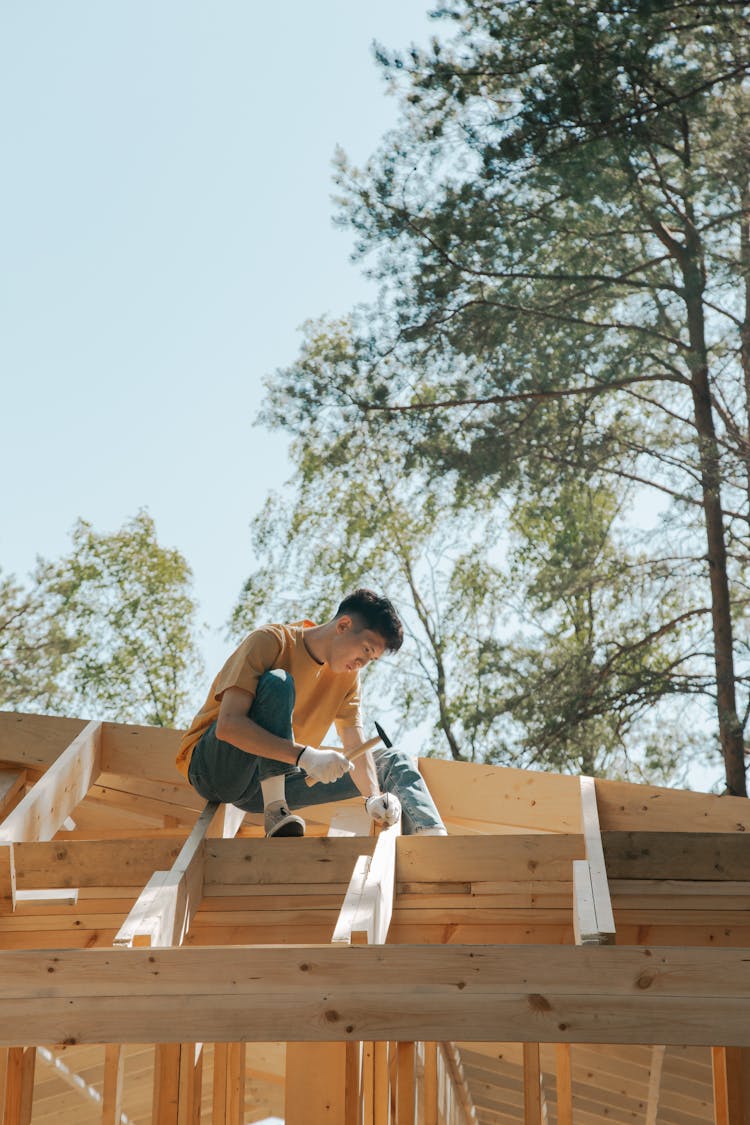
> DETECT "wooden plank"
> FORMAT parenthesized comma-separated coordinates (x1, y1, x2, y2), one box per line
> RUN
(285, 1042, 347, 1124)
(12, 838, 183, 890)
(5, 945, 750, 1045)
(153, 1043, 180, 1125)
(3, 1046, 35, 1125)
(205, 837, 376, 887)
(395, 835, 585, 885)
(713, 1047, 750, 1125)
(101, 1043, 124, 1125)
(332, 854, 371, 944)
(555, 1043, 572, 1125)
(423, 1042, 438, 1125)
(396, 1042, 415, 1125)
(334, 823, 399, 946)
(0, 846, 15, 910)
(0, 712, 88, 771)
(374, 1042, 389, 1125)
(114, 801, 217, 948)
(580, 777, 616, 942)
(595, 776, 750, 832)
(522, 1043, 541, 1125)
(604, 832, 750, 880)
(572, 861, 599, 945)
(417, 758, 582, 832)
(0, 722, 102, 844)
(645, 1044, 665, 1125)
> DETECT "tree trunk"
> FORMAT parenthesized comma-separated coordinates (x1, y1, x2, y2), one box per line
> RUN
(683, 253, 747, 795)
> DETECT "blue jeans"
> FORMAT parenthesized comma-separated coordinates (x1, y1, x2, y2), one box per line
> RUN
(187, 669, 444, 834)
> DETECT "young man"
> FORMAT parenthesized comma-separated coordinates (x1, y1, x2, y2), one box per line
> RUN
(176, 589, 447, 837)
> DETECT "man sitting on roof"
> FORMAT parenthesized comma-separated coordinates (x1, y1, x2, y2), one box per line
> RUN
(176, 588, 447, 838)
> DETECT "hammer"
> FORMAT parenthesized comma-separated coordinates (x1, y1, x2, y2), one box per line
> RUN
(304, 721, 393, 787)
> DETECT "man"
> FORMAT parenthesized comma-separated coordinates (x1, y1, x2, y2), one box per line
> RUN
(176, 588, 447, 837)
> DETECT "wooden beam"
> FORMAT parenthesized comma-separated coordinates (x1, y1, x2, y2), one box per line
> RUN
(101, 1043, 124, 1125)
(417, 758, 581, 832)
(555, 1043, 572, 1125)
(522, 1043, 541, 1125)
(604, 831, 750, 881)
(713, 1047, 750, 1125)
(579, 777, 616, 943)
(285, 1042, 347, 1124)
(0, 722, 102, 844)
(153, 1043, 180, 1125)
(332, 823, 399, 945)
(396, 1042, 415, 1125)
(644, 1044, 665, 1125)
(113, 801, 217, 948)
(0, 845, 15, 910)
(572, 860, 599, 945)
(595, 775, 750, 832)
(423, 1042, 438, 1125)
(3, 1047, 35, 1125)
(4, 945, 750, 1045)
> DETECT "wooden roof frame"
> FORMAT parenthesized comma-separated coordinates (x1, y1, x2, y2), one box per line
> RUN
(2, 709, 750, 1124)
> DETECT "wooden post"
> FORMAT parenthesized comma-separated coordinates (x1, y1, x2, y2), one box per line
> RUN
(423, 1042, 438, 1125)
(101, 1044, 124, 1125)
(373, 1042, 389, 1125)
(713, 1047, 750, 1124)
(645, 1045, 665, 1125)
(522, 1043, 542, 1125)
(153, 1043, 180, 1125)
(3, 1047, 35, 1125)
(555, 1043, 572, 1125)
(397, 1042, 416, 1125)
(286, 1043, 348, 1125)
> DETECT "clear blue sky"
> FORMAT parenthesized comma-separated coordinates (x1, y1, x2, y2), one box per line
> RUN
(0, 1, 435, 676)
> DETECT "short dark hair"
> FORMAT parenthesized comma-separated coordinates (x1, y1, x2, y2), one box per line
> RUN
(335, 588, 404, 653)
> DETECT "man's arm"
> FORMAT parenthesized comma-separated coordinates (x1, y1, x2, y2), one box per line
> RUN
(215, 687, 303, 764)
(340, 724, 380, 798)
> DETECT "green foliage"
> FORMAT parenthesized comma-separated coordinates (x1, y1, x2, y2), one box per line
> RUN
(1, 512, 203, 726)
(256, 1, 750, 789)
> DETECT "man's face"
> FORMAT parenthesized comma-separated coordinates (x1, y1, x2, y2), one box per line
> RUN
(329, 617, 386, 675)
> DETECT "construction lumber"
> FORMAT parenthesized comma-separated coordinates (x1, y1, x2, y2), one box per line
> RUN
(3, 1046, 35, 1125)
(595, 776, 750, 833)
(572, 860, 599, 945)
(713, 1047, 750, 1125)
(285, 1042, 347, 1124)
(417, 757, 581, 832)
(603, 832, 750, 880)
(522, 1043, 542, 1125)
(101, 1043, 124, 1125)
(113, 800, 217, 948)
(3, 944, 750, 1046)
(396, 1041, 415, 1125)
(0, 721, 102, 846)
(644, 1044, 665, 1125)
(0, 712, 87, 771)
(12, 838, 183, 890)
(555, 1043, 572, 1125)
(395, 835, 584, 884)
(332, 823, 399, 945)
(578, 777, 616, 943)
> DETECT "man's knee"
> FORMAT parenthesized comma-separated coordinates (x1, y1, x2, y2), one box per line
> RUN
(254, 669, 296, 710)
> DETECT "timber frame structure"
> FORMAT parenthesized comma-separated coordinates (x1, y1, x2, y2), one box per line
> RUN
(1, 712, 750, 1123)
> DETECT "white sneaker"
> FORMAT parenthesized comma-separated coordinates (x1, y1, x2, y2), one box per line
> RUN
(264, 802, 305, 838)
(414, 825, 448, 836)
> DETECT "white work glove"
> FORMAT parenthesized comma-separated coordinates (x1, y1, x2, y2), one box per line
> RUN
(297, 746, 353, 784)
(365, 793, 402, 827)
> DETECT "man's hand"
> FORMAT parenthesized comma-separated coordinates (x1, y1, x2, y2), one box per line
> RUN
(298, 746, 353, 784)
(365, 793, 402, 826)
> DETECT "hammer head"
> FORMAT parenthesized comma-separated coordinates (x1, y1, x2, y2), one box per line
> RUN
(374, 720, 393, 749)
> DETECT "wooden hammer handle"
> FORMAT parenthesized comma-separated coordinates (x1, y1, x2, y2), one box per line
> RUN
(304, 734, 383, 787)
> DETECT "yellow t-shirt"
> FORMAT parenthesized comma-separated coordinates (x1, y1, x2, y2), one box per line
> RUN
(175, 620, 362, 777)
